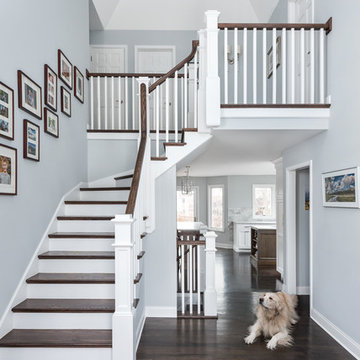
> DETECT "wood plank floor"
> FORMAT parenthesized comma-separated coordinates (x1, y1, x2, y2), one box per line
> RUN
(137, 249, 354, 359)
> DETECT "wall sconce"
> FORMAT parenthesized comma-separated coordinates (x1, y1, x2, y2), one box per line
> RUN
(227, 44, 241, 65)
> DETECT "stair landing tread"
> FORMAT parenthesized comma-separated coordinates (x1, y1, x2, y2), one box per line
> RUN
(64, 200, 127, 204)
(26, 273, 115, 284)
(38, 251, 115, 259)
(12, 299, 115, 313)
(0, 329, 112, 348)
(79, 186, 130, 191)
(48, 232, 115, 239)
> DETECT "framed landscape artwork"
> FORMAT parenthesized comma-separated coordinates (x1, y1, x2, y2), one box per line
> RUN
(44, 108, 59, 138)
(74, 66, 84, 103)
(44, 64, 57, 111)
(322, 167, 359, 208)
(58, 49, 72, 89)
(0, 143, 17, 195)
(0, 82, 14, 140)
(23, 119, 40, 161)
(18, 71, 42, 120)
(61, 86, 71, 117)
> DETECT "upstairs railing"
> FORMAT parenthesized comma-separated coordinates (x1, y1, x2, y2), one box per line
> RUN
(218, 18, 332, 106)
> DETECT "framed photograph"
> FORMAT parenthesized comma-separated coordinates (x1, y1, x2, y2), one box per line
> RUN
(322, 167, 360, 208)
(267, 36, 281, 79)
(0, 143, 17, 195)
(23, 119, 40, 161)
(44, 64, 57, 111)
(58, 49, 72, 89)
(44, 108, 59, 138)
(74, 66, 84, 103)
(18, 71, 42, 120)
(61, 86, 71, 117)
(0, 82, 14, 140)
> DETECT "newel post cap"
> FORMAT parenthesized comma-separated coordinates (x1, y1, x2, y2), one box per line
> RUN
(205, 10, 220, 29)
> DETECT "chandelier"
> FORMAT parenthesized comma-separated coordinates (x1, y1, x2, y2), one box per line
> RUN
(181, 166, 193, 195)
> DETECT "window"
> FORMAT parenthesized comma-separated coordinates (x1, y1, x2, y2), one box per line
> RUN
(252, 184, 276, 219)
(208, 185, 224, 231)
(176, 186, 199, 222)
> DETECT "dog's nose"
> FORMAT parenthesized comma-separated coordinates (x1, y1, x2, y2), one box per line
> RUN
(259, 298, 263, 304)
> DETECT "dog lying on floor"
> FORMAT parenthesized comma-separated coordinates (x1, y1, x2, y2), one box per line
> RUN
(244, 292, 299, 350)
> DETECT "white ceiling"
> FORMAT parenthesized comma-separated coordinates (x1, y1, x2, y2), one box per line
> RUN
(177, 129, 322, 177)
(90, 0, 279, 31)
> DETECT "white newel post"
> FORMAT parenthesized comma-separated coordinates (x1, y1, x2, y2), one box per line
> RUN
(204, 231, 217, 317)
(205, 10, 220, 127)
(112, 214, 136, 360)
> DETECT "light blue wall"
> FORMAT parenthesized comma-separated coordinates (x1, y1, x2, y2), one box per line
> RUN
(0, 0, 89, 315)
(281, 0, 360, 345)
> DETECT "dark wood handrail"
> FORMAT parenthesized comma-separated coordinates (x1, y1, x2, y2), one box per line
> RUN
(177, 240, 206, 246)
(218, 17, 332, 34)
(149, 40, 199, 93)
(125, 83, 147, 215)
(86, 70, 188, 79)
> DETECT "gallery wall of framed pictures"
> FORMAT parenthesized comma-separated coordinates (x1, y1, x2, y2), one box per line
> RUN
(0, 48, 86, 195)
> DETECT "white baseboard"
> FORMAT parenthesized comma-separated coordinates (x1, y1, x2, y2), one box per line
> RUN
(297, 286, 310, 295)
(145, 306, 177, 318)
(216, 242, 233, 249)
(311, 308, 360, 359)
(135, 309, 146, 351)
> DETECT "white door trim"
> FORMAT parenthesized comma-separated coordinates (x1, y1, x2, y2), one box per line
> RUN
(285, 160, 313, 310)
(134, 46, 176, 72)
(90, 45, 128, 72)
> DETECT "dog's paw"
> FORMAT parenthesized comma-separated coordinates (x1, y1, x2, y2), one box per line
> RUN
(266, 339, 278, 350)
(244, 334, 257, 344)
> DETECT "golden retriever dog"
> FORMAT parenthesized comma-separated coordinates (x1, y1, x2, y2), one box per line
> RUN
(244, 292, 299, 350)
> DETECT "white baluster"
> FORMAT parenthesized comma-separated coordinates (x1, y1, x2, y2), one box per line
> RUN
(104, 76, 108, 130)
(281, 28, 287, 104)
(189, 245, 193, 314)
(193, 50, 198, 129)
(90, 76, 94, 129)
(138, 81, 141, 131)
(262, 28, 267, 104)
(300, 28, 305, 104)
(132, 77, 136, 130)
(197, 244, 201, 314)
(290, 28, 295, 104)
(184, 63, 188, 128)
(118, 77, 121, 129)
(174, 71, 178, 142)
(152, 77, 156, 130)
(97, 76, 100, 129)
(156, 86, 160, 156)
(234, 27, 238, 103)
(319, 28, 325, 104)
(224, 28, 228, 104)
(125, 77, 128, 130)
(204, 231, 217, 317)
(310, 28, 315, 104)
(181, 245, 185, 314)
(181, 76, 184, 129)
(165, 79, 169, 142)
(111, 76, 114, 129)
(272, 28, 277, 104)
(253, 28, 257, 104)
(243, 27, 248, 104)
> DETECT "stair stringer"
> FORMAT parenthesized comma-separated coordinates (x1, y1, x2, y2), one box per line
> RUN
(147, 132, 212, 233)
(0, 181, 86, 339)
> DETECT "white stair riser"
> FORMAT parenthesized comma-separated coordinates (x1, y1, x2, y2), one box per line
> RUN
(13, 313, 112, 330)
(115, 178, 132, 187)
(64, 204, 126, 216)
(27, 284, 114, 299)
(57, 220, 114, 232)
(79, 190, 129, 201)
(0, 348, 112, 360)
(39, 259, 114, 273)
(49, 239, 114, 251)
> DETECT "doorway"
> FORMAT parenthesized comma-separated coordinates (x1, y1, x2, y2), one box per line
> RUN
(285, 161, 313, 308)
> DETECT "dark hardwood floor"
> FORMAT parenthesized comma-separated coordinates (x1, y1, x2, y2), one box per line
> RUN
(137, 249, 354, 360)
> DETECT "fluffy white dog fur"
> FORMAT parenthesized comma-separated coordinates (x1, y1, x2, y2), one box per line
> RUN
(244, 292, 299, 350)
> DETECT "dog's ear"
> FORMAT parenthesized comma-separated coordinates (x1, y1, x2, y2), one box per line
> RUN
(275, 292, 286, 312)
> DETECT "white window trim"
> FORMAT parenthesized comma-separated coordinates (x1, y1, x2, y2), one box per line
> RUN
(252, 184, 276, 220)
(176, 186, 199, 222)
(208, 184, 225, 232)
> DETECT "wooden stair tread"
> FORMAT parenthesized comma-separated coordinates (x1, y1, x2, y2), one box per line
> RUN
(26, 273, 115, 284)
(137, 251, 145, 260)
(0, 329, 112, 348)
(143, 216, 148, 221)
(57, 216, 114, 221)
(38, 251, 115, 259)
(12, 299, 115, 313)
(140, 232, 147, 239)
(134, 273, 143, 284)
(64, 200, 127, 205)
(79, 187, 130, 191)
(221, 103, 331, 108)
(114, 174, 133, 180)
(48, 232, 115, 239)
(151, 157, 168, 161)
(133, 298, 140, 309)
(163, 142, 186, 147)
